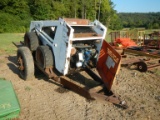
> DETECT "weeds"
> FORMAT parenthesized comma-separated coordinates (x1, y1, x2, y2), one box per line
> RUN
(0, 77, 6, 80)
(25, 86, 32, 91)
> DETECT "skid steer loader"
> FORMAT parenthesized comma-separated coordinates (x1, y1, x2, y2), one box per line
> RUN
(15, 18, 127, 108)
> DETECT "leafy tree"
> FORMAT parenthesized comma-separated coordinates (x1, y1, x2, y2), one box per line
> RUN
(29, 0, 52, 20)
(99, 0, 119, 29)
(0, 12, 25, 32)
(118, 12, 160, 29)
(152, 23, 159, 29)
(1, 0, 159, 32)
(0, 0, 31, 32)
(109, 13, 123, 30)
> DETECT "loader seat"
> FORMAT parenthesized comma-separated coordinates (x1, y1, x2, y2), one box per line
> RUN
(42, 27, 56, 40)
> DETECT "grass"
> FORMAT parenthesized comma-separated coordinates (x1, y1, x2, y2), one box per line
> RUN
(0, 29, 159, 55)
(24, 86, 32, 91)
(0, 77, 6, 80)
(0, 33, 24, 55)
(145, 29, 160, 34)
(153, 69, 160, 76)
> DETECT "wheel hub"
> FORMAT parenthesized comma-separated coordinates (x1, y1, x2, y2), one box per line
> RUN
(18, 57, 24, 71)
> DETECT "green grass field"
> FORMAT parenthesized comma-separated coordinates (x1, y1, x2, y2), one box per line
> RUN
(0, 33, 24, 55)
(0, 32, 111, 56)
(0, 29, 159, 55)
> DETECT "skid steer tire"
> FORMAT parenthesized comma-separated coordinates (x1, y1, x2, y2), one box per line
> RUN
(36, 46, 54, 69)
(24, 32, 39, 51)
(17, 47, 35, 80)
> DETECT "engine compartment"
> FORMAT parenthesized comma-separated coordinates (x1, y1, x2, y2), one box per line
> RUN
(69, 40, 98, 72)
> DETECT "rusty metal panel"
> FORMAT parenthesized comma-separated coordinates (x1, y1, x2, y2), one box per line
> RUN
(60, 76, 93, 99)
(64, 18, 90, 25)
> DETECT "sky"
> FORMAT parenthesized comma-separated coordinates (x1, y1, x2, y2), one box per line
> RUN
(111, 0, 160, 13)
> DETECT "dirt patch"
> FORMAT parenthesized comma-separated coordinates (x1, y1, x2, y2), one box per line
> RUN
(0, 54, 160, 120)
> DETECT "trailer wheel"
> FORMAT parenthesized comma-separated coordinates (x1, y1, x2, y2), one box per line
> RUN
(24, 32, 39, 51)
(17, 47, 35, 80)
(137, 62, 147, 72)
(36, 46, 54, 69)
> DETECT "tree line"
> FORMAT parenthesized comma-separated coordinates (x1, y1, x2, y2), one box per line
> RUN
(118, 12, 160, 29)
(0, 0, 159, 33)
(0, 0, 118, 32)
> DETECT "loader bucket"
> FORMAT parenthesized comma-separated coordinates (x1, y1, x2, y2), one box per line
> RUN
(97, 40, 121, 91)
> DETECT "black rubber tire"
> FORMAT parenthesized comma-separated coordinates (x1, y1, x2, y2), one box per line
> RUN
(137, 62, 147, 72)
(36, 46, 54, 69)
(24, 32, 39, 51)
(17, 47, 35, 80)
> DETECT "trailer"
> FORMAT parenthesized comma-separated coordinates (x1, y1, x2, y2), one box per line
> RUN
(14, 18, 127, 108)
(122, 49, 160, 72)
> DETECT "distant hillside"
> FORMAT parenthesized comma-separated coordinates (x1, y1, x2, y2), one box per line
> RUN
(118, 12, 160, 29)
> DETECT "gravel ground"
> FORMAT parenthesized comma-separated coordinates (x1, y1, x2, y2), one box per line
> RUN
(0, 54, 160, 120)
